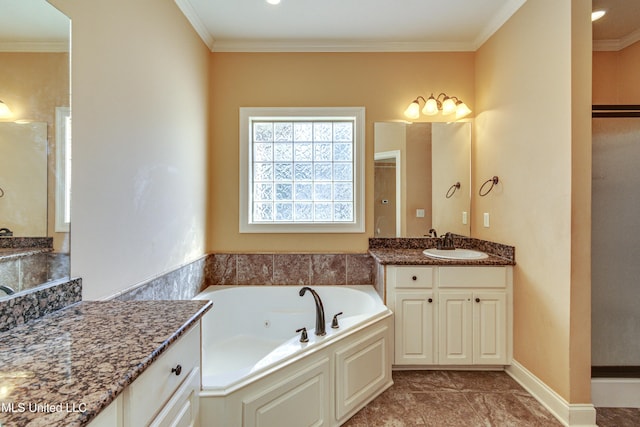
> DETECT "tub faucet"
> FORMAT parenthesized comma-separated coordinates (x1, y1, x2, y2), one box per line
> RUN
(299, 287, 326, 336)
(0, 285, 15, 295)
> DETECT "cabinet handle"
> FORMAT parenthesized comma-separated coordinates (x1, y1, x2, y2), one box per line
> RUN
(412, 276, 417, 281)
(427, 298, 433, 303)
(171, 364, 182, 376)
(475, 298, 480, 303)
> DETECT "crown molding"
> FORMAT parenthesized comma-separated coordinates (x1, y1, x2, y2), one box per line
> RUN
(210, 40, 475, 53)
(0, 41, 69, 53)
(473, 0, 526, 49)
(174, 0, 215, 50)
(593, 27, 640, 51)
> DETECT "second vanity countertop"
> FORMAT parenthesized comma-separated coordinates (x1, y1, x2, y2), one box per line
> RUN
(0, 299, 212, 427)
(368, 248, 515, 266)
(368, 237, 516, 266)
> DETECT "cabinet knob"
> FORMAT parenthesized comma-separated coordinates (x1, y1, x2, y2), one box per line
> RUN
(171, 364, 182, 376)
(428, 298, 433, 303)
(412, 276, 417, 281)
(475, 297, 480, 303)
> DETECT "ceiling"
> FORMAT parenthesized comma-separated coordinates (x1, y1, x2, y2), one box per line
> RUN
(0, 0, 69, 52)
(0, 0, 638, 52)
(179, 0, 526, 52)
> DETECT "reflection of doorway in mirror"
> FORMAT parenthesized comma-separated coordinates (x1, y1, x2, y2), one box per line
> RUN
(374, 154, 398, 237)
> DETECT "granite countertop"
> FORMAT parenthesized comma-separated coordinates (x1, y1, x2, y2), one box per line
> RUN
(368, 248, 515, 266)
(0, 299, 212, 427)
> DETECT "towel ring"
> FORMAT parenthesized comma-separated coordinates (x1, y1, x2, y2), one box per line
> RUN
(0, 187, 4, 198)
(446, 182, 460, 199)
(479, 176, 499, 197)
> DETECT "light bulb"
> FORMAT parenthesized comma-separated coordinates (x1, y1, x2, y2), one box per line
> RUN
(422, 96, 439, 116)
(404, 101, 420, 120)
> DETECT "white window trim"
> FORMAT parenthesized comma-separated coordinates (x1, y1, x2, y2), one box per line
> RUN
(239, 106, 365, 233)
(55, 106, 71, 232)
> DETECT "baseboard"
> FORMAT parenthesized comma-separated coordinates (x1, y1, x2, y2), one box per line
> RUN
(506, 360, 596, 427)
(591, 378, 640, 408)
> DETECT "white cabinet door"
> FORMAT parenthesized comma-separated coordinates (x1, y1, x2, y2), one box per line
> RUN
(438, 292, 473, 365)
(473, 292, 507, 364)
(394, 291, 435, 364)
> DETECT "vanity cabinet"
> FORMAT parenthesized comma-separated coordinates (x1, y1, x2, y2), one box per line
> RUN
(88, 322, 201, 427)
(387, 266, 436, 365)
(387, 265, 512, 367)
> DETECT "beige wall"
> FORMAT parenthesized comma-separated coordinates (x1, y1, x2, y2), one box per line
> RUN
(50, 0, 210, 300)
(475, 0, 591, 403)
(0, 52, 70, 251)
(208, 52, 474, 252)
(405, 124, 431, 237)
(593, 41, 640, 104)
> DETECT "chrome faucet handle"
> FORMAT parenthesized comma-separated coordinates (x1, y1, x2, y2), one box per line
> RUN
(296, 327, 309, 343)
(331, 312, 343, 329)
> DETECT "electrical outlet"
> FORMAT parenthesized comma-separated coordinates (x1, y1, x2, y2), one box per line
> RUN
(462, 211, 468, 225)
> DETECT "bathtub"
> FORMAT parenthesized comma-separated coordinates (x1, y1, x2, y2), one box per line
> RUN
(195, 285, 394, 427)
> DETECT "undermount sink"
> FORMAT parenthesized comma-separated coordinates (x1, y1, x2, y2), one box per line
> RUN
(422, 248, 489, 260)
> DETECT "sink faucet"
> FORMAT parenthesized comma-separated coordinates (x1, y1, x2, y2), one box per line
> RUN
(0, 285, 16, 295)
(427, 228, 438, 238)
(438, 232, 456, 250)
(299, 287, 326, 336)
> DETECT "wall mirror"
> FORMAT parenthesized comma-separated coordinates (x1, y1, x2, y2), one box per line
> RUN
(0, 0, 71, 299)
(374, 121, 471, 237)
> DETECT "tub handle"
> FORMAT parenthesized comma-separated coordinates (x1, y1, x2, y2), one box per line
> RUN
(171, 364, 182, 376)
(296, 327, 309, 343)
(331, 312, 343, 329)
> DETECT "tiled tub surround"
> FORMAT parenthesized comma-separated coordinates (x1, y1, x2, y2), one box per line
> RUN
(0, 299, 211, 427)
(0, 277, 82, 332)
(206, 253, 375, 286)
(114, 254, 208, 301)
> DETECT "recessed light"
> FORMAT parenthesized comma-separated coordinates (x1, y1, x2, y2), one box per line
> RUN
(592, 10, 606, 22)
(266, 0, 281, 4)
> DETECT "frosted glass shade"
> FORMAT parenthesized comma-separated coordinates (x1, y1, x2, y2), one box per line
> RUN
(455, 101, 472, 119)
(441, 97, 456, 115)
(422, 97, 439, 115)
(404, 101, 420, 120)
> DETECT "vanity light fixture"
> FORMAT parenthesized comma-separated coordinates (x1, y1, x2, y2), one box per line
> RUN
(266, 0, 281, 4)
(404, 93, 471, 120)
(0, 100, 12, 118)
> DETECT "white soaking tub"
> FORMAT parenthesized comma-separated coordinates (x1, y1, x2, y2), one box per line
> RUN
(194, 285, 394, 427)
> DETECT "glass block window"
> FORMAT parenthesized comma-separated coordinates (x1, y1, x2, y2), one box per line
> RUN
(240, 107, 365, 233)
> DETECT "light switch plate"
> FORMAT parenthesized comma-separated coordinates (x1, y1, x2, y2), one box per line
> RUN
(416, 209, 425, 218)
(483, 212, 490, 228)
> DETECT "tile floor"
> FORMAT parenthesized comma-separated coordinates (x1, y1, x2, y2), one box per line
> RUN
(342, 370, 640, 426)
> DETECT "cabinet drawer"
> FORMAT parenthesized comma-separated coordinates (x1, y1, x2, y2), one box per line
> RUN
(392, 266, 434, 288)
(125, 323, 200, 427)
(438, 267, 507, 288)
